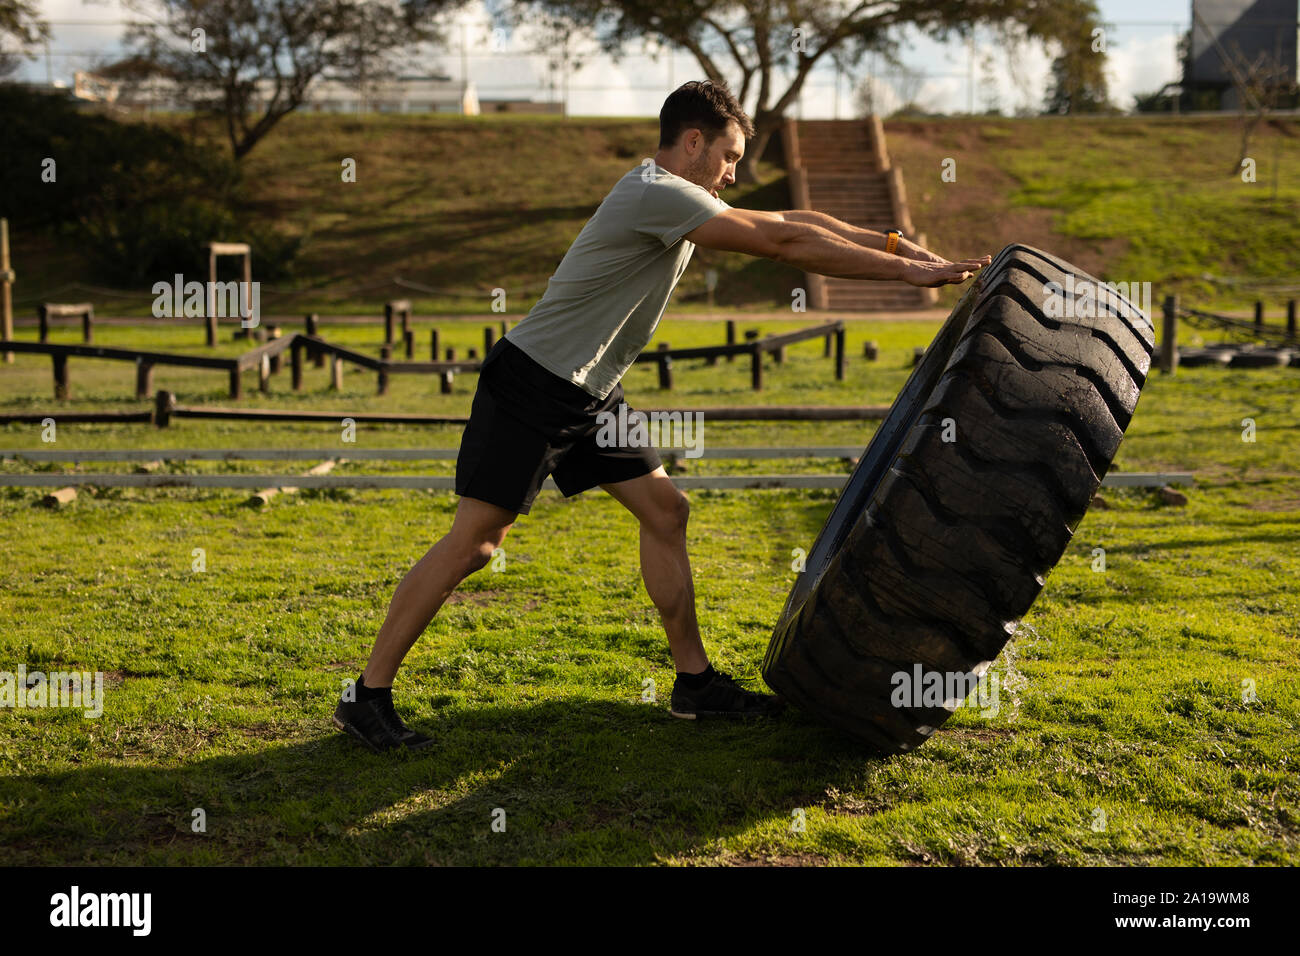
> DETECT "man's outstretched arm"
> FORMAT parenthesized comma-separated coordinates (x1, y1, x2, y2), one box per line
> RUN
(780, 209, 947, 264)
(684, 208, 990, 287)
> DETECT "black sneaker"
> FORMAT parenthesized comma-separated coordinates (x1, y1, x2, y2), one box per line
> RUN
(670, 668, 785, 720)
(332, 693, 434, 753)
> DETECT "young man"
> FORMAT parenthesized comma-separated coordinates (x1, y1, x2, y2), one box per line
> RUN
(334, 80, 991, 752)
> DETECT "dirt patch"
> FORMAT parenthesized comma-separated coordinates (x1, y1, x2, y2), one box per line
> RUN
(444, 589, 506, 606)
(943, 726, 1016, 741)
(728, 851, 830, 867)
(444, 589, 539, 611)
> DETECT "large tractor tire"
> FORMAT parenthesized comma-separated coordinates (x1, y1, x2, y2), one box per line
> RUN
(762, 244, 1154, 754)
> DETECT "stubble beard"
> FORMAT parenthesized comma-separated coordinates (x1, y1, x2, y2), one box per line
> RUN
(683, 151, 720, 196)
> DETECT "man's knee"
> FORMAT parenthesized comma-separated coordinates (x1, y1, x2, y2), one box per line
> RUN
(462, 539, 500, 574)
(647, 489, 690, 538)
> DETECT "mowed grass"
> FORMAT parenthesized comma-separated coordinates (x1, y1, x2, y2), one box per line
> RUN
(1, 317, 1298, 865)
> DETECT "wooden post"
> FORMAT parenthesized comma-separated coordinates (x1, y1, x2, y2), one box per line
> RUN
(484, 325, 495, 354)
(445, 347, 456, 361)
(400, 304, 411, 338)
(1, 218, 13, 363)
(53, 353, 69, 399)
(774, 345, 785, 365)
(229, 366, 242, 399)
(468, 347, 478, 359)
(153, 390, 174, 428)
(307, 314, 325, 367)
(440, 371, 454, 394)
(834, 326, 846, 381)
(291, 342, 303, 390)
(750, 344, 763, 391)
(135, 359, 154, 399)
(912, 347, 925, 367)
(37, 303, 49, 343)
(657, 342, 673, 389)
(823, 332, 832, 357)
(863, 340, 879, 361)
(380, 344, 392, 362)
(242, 250, 252, 328)
(377, 364, 389, 396)
(81, 306, 93, 343)
(1254, 301, 1263, 330)
(404, 329, 414, 359)
(1161, 295, 1179, 374)
(725, 320, 736, 363)
(1287, 300, 1296, 337)
(500, 319, 508, 338)
(384, 303, 395, 344)
(258, 354, 271, 393)
(268, 326, 282, 373)
(207, 245, 218, 347)
(331, 356, 343, 391)
(430, 328, 440, 360)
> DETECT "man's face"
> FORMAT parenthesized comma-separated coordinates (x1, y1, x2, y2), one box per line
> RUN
(681, 121, 745, 199)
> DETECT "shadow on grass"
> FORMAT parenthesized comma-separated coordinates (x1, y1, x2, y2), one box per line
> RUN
(2, 700, 882, 866)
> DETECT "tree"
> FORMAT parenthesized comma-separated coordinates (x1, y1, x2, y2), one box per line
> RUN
(511, 0, 1106, 182)
(1042, 44, 1111, 113)
(0, 0, 49, 78)
(124, 0, 466, 159)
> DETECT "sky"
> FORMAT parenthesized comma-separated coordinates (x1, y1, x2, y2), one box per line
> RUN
(16, 0, 1206, 115)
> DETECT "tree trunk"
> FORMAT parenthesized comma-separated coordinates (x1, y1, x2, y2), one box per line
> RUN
(738, 114, 780, 184)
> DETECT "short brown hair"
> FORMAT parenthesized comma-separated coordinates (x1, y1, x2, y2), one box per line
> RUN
(658, 81, 755, 149)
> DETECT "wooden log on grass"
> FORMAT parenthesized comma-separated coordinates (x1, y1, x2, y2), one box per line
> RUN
(249, 459, 342, 507)
(40, 486, 77, 508)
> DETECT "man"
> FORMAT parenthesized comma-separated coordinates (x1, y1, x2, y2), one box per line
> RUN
(334, 80, 991, 752)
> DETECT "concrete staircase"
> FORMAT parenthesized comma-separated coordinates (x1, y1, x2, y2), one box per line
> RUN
(783, 117, 935, 311)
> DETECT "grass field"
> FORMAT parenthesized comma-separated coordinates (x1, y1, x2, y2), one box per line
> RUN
(2, 316, 1297, 865)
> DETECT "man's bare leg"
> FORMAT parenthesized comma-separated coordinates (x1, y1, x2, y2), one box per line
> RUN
(362, 495, 517, 687)
(600, 466, 709, 673)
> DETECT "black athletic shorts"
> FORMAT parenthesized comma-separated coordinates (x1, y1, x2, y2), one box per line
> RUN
(454, 337, 663, 515)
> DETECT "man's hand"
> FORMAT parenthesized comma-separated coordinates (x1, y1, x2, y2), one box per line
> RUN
(900, 239, 950, 265)
(899, 256, 992, 287)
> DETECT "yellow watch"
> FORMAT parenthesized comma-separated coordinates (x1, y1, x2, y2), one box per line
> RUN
(885, 230, 903, 255)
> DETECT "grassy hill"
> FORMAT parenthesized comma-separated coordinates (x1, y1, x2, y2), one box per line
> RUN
(11, 111, 1300, 316)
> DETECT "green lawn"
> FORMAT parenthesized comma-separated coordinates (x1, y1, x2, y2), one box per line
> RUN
(1, 317, 1297, 865)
